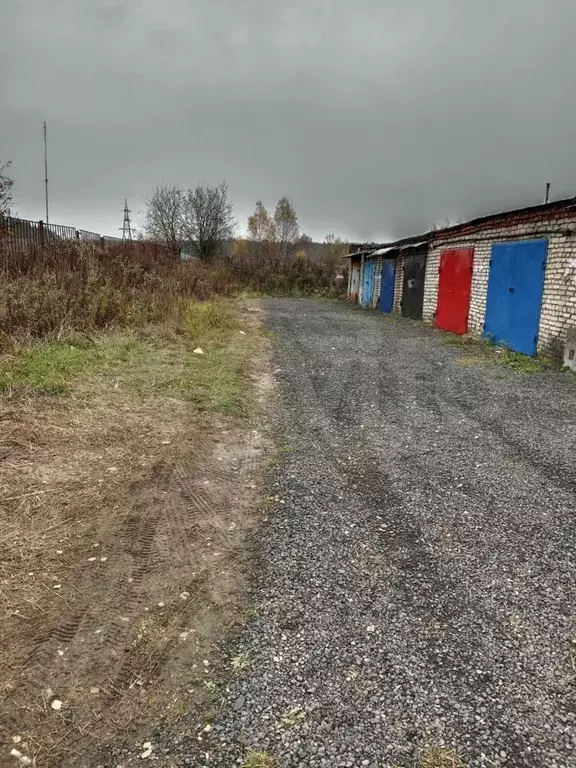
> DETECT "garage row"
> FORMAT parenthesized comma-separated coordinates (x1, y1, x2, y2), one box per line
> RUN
(346, 197, 576, 364)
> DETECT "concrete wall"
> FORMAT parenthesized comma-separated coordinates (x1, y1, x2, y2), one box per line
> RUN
(423, 210, 576, 358)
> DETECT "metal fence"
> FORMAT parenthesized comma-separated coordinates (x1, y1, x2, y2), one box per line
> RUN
(0, 214, 172, 258)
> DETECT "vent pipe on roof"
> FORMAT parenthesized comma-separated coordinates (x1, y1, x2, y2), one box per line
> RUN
(545, 182, 551, 204)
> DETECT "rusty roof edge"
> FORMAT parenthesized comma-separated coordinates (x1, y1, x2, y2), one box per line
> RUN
(344, 196, 576, 256)
(429, 196, 576, 240)
(368, 233, 431, 251)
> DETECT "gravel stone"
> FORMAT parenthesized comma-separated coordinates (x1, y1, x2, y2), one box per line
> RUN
(191, 300, 576, 767)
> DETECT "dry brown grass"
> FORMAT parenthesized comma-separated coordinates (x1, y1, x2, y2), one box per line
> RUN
(418, 746, 468, 768)
(0, 301, 273, 766)
(242, 750, 278, 768)
(0, 238, 344, 342)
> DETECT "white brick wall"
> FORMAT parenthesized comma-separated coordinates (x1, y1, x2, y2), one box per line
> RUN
(371, 256, 384, 308)
(422, 212, 576, 358)
(393, 254, 404, 312)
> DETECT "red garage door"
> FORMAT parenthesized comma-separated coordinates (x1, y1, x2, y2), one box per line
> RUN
(435, 248, 474, 335)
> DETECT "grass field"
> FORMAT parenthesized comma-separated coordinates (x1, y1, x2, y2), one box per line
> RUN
(0, 299, 272, 767)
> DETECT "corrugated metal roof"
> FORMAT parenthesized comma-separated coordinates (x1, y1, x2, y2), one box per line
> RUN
(398, 240, 426, 250)
(370, 247, 394, 256)
(343, 250, 370, 259)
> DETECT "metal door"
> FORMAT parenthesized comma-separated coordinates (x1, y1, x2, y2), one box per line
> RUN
(349, 266, 360, 301)
(435, 248, 474, 334)
(378, 259, 396, 313)
(401, 253, 426, 319)
(484, 239, 547, 356)
(362, 261, 376, 307)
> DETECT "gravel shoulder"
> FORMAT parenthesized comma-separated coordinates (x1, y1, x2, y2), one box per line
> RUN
(197, 299, 576, 768)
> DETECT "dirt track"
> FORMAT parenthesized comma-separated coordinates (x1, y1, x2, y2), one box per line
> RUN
(0, 307, 271, 768)
(199, 299, 576, 768)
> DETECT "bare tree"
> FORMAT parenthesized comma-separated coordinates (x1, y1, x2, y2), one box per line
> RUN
(184, 181, 235, 261)
(324, 233, 348, 269)
(274, 196, 299, 256)
(144, 184, 185, 257)
(0, 161, 14, 216)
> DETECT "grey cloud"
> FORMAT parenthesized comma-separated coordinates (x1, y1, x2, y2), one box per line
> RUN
(2, 0, 576, 240)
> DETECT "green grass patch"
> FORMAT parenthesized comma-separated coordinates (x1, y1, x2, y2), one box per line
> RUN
(457, 348, 550, 373)
(440, 331, 554, 373)
(0, 300, 264, 417)
(180, 300, 262, 414)
(440, 332, 481, 348)
(186, 299, 240, 348)
(0, 337, 149, 394)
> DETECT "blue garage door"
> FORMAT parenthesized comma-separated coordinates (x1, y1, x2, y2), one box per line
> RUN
(378, 259, 396, 313)
(362, 261, 376, 307)
(484, 240, 547, 356)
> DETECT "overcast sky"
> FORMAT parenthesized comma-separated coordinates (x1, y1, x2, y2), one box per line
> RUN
(2, 0, 576, 241)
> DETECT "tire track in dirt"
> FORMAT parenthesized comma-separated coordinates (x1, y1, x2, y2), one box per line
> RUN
(0, 440, 258, 764)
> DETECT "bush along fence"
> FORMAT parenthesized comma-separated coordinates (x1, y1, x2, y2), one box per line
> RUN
(0, 214, 173, 259)
(346, 196, 576, 366)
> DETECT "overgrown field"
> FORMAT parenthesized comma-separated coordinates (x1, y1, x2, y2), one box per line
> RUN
(0, 239, 344, 340)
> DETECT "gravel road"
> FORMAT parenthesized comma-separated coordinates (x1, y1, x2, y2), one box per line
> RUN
(204, 299, 576, 768)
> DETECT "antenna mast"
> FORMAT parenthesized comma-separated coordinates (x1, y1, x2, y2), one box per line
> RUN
(43, 121, 49, 224)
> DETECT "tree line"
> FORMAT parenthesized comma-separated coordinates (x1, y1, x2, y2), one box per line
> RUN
(0, 162, 347, 266)
(144, 182, 346, 263)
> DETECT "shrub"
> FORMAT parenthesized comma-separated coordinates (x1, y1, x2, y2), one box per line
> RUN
(0, 237, 345, 341)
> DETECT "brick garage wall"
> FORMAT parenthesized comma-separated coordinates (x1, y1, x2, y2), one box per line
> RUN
(371, 256, 384, 308)
(423, 208, 576, 357)
(393, 254, 404, 312)
(540, 234, 576, 357)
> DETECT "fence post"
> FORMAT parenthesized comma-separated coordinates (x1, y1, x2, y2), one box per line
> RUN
(153, 243, 158, 260)
(39, 219, 45, 247)
(100, 236, 105, 248)
(75, 230, 80, 240)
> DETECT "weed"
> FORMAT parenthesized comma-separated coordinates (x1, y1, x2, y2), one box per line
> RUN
(418, 746, 467, 768)
(346, 666, 361, 681)
(242, 750, 277, 768)
(440, 333, 480, 347)
(441, 328, 555, 373)
(203, 680, 217, 694)
(495, 349, 549, 372)
(280, 706, 307, 726)
(0, 238, 344, 340)
(458, 349, 549, 373)
(185, 300, 239, 348)
(231, 651, 250, 672)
